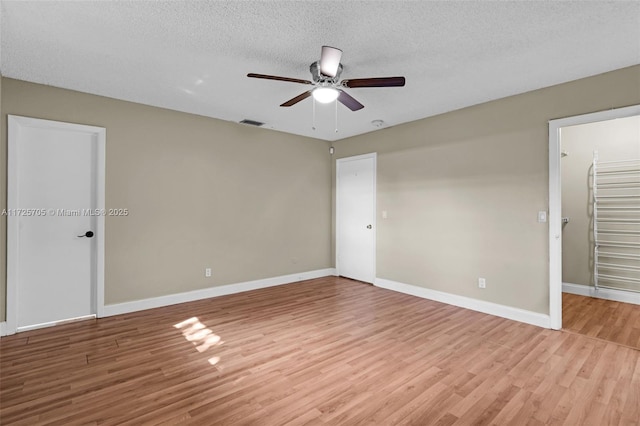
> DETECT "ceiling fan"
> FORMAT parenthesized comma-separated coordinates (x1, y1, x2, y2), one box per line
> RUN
(247, 46, 405, 111)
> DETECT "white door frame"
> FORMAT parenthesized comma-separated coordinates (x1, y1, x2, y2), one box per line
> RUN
(335, 152, 377, 281)
(548, 104, 640, 330)
(6, 115, 106, 335)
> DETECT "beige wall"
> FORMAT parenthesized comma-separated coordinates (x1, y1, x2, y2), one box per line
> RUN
(332, 65, 640, 315)
(561, 116, 640, 287)
(0, 78, 332, 319)
(1, 65, 639, 323)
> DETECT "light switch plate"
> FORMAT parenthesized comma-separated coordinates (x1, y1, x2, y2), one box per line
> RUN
(538, 211, 547, 223)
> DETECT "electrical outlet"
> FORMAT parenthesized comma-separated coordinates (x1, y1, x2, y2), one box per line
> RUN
(478, 278, 486, 289)
(205, 268, 212, 278)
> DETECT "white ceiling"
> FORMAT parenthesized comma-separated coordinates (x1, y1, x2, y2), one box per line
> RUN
(1, 1, 639, 142)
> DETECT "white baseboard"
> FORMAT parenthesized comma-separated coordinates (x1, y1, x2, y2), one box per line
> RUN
(103, 268, 336, 317)
(15, 314, 97, 333)
(0, 322, 6, 337)
(374, 278, 551, 329)
(563, 282, 640, 306)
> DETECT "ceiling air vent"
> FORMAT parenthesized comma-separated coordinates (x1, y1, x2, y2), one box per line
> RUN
(239, 119, 265, 127)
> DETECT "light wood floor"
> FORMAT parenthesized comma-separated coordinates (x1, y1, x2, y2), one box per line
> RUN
(1, 277, 639, 425)
(563, 292, 640, 350)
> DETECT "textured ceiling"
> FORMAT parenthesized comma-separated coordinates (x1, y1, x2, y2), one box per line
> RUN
(1, 1, 639, 141)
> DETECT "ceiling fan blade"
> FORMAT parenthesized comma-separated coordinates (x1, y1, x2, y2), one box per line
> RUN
(280, 91, 313, 107)
(342, 77, 406, 88)
(337, 90, 364, 111)
(320, 46, 343, 78)
(247, 73, 313, 85)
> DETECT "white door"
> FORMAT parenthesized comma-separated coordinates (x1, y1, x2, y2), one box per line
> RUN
(336, 153, 376, 283)
(7, 115, 106, 333)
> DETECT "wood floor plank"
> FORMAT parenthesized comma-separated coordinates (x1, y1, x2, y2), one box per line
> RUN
(563, 292, 640, 350)
(1, 277, 639, 425)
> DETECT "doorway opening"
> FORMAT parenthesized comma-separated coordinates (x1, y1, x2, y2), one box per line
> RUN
(549, 105, 640, 330)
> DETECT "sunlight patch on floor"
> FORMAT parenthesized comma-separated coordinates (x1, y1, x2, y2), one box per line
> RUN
(174, 317, 224, 363)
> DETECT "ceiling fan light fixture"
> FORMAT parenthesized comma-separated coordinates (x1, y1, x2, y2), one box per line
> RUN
(313, 87, 339, 103)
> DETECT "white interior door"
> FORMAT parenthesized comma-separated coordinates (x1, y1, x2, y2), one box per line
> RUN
(7, 115, 106, 333)
(337, 153, 376, 283)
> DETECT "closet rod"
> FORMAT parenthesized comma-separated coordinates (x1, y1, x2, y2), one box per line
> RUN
(597, 231, 640, 236)
(597, 165, 640, 170)
(596, 206, 640, 210)
(596, 180, 640, 185)
(598, 158, 640, 164)
(598, 263, 640, 272)
(597, 158, 640, 165)
(599, 251, 640, 260)
(596, 170, 640, 176)
(597, 242, 640, 249)
(598, 274, 640, 284)
(596, 183, 640, 188)
(597, 187, 640, 190)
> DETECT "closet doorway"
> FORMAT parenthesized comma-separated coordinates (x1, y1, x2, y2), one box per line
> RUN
(549, 106, 640, 348)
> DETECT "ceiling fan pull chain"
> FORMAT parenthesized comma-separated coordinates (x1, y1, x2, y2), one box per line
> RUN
(335, 99, 338, 133)
(312, 97, 316, 131)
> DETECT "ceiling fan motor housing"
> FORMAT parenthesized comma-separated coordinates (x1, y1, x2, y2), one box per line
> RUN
(310, 61, 342, 84)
